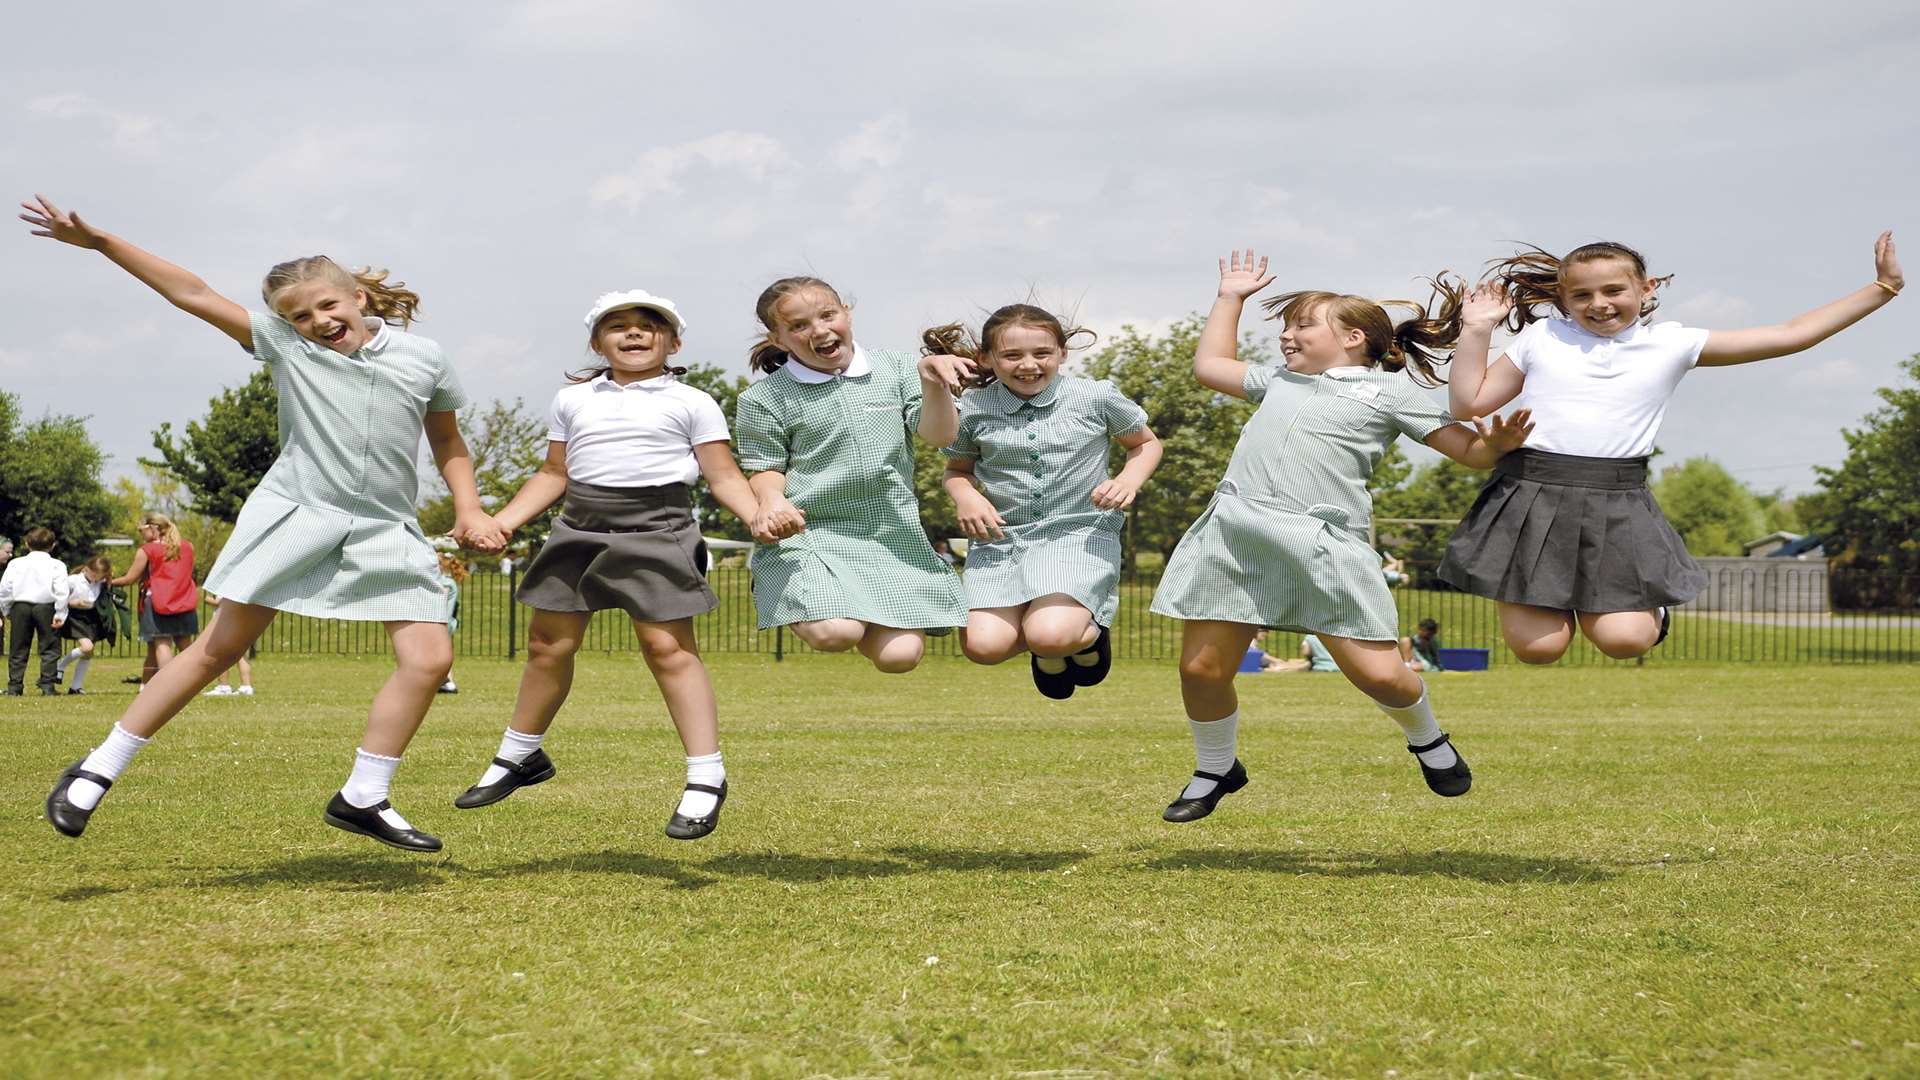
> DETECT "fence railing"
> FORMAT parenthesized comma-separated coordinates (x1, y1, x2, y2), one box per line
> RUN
(80, 560, 1919, 665)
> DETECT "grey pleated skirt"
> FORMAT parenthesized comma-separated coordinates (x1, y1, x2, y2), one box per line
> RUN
(516, 481, 717, 623)
(1437, 449, 1705, 613)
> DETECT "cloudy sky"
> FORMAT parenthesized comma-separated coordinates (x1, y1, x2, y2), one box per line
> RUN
(4, 0, 1915, 497)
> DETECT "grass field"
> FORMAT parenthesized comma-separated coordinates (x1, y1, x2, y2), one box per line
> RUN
(4, 655, 1918, 1077)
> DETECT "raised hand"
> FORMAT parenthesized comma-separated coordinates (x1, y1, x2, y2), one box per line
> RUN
(1090, 476, 1141, 511)
(1874, 230, 1902, 293)
(918, 352, 976, 396)
(1217, 248, 1276, 301)
(1461, 282, 1512, 329)
(19, 194, 107, 249)
(1473, 408, 1534, 454)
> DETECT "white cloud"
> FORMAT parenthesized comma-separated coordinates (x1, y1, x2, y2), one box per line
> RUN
(1785, 356, 1864, 389)
(28, 93, 163, 153)
(589, 132, 793, 211)
(832, 113, 909, 172)
(1662, 288, 1754, 326)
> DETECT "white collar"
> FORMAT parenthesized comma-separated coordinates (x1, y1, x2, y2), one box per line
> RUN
(1562, 316, 1646, 344)
(783, 343, 871, 384)
(1322, 365, 1369, 380)
(592, 372, 676, 392)
(357, 319, 393, 354)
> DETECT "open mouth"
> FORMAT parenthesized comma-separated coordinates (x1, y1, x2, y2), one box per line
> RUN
(319, 324, 350, 345)
(813, 340, 844, 362)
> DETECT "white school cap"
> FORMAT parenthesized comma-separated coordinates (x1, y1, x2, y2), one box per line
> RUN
(583, 290, 688, 335)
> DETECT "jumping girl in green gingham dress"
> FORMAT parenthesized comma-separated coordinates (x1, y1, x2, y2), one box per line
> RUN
(1151, 249, 1535, 824)
(924, 304, 1162, 700)
(23, 194, 504, 853)
(735, 276, 970, 674)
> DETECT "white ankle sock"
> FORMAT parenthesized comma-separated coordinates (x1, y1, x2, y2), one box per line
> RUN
(477, 728, 544, 786)
(678, 751, 725, 817)
(1182, 710, 1240, 799)
(1379, 687, 1458, 768)
(71, 723, 151, 810)
(341, 748, 414, 829)
(69, 657, 92, 691)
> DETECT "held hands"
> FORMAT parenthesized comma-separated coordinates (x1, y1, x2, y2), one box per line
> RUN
(918, 352, 976, 396)
(954, 491, 1006, 542)
(19, 194, 107, 249)
(1461, 283, 1512, 330)
(1473, 408, 1534, 454)
(1873, 230, 1903, 293)
(451, 513, 509, 553)
(752, 496, 807, 544)
(1090, 476, 1142, 511)
(1217, 248, 1276, 301)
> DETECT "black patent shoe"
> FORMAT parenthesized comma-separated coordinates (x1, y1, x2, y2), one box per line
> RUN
(46, 761, 113, 838)
(1032, 654, 1076, 700)
(323, 792, 443, 852)
(1408, 733, 1472, 797)
(1068, 625, 1113, 687)
(453, 749, 556, 809)
(665, 780, 727, 841)
(1162, 759, 1249, 822)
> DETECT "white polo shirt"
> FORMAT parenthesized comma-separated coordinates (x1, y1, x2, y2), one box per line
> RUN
(1504, 317, 1709, 459)
(0, 550, 70, 620)
(548, 374, 731, 488)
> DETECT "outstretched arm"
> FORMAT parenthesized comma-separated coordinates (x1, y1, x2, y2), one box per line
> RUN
(1195, 248, 1275, 399)
(1424, 409, 1535, 470)
(693, 441, 783, 542)
(424, 411, 506, 552)
(1698, 231, 1903, 367)
(1448, 284, 1526, 418)
(20, 194, 252, 348)
(491, 441, 569, 535)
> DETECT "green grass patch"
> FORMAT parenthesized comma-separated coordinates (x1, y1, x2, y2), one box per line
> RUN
(4, 656, 1917, 1076)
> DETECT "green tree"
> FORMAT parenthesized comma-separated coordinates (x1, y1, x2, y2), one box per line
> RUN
(418, 397, 550, 539)
(1373, 456, 1486, 572)
(1080, 316, 1265, 566)
(110, 464, 234, 579)
(1807, 353, 1920, 593)
(145, 368, 279, 522)
(1651, 456, 1765, 556)
(0, 392, 120, 563)
(681, 365, 754, 542)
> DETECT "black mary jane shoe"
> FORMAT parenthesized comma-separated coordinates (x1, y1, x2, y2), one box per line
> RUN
(665, 780, 728, 841)
(1031, 654, 1077, 700)
(46, 761, 113, 838)
(323, 792, 443, 852)
(1408, 733, 1472, 797)
(1068, 625, 1113, 688)
(453, 749, 556, 809)
(1161, 759, 1249, 823)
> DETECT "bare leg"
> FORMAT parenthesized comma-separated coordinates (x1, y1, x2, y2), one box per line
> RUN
(360, 620, 454, 757)
(117, 604, 279, 737)
(633, 618, 719, 757)
(506, 609, 592, 736)
(1578, 609, 1663, 659)
(1177, 620, 1260, 722)
(858, 625, 926, 673)
(1499, 602, 1577, 665)
(1022, 595, 1098, 658)
(961, 605, 1026, 665)
(790, 618, 865, 652)
(1318, 634, 1424, 708)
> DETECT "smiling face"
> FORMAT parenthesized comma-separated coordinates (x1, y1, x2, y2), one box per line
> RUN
(1558, 256, 1653, 337)
(1279, 302, 1367, 374)
(986, 321, 1065, 398)
(270, 279, 375, 354)
(591, 307, 682, 382)
(770, 286, 855, 371)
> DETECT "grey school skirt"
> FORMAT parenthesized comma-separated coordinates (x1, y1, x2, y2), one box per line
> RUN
(515, 481, 717, 623)
(1437, 449, 1705, 613)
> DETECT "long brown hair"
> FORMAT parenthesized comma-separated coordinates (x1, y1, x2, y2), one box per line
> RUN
(570, 306, 688, 383)
(1259, 277, 1469, 388)
(262, 256, 423, 326)
(920, 303, 1096, 390)
(1482, 241, 1672, 332)
(749, 276, 842, 374)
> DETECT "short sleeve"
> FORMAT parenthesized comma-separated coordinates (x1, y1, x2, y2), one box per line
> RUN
(899, 354, 925, 433)
(686, 388, 731, 445)
(734, 387, 789, 473)
(545, 388, 572, 444)
(1098, 380, 1148, 436)
(1243, 364, 1280, 403)
(1502, 320, 1547, 375)
(1652, 322, 1711, 370)
(1389, 383, 1458, 442)
(942, 407, 981, 460)
(246, 311, 306, 365)
(425, 345, 469, 413)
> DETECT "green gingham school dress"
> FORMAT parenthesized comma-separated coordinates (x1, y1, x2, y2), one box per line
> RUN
(202, 313, 467, 623)
(1151, 363, 1455, 641)
(944, 377, 1148, 626)
(736, 346, 967, 630)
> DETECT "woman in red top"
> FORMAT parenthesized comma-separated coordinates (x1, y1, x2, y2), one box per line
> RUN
(110, 513, 199, 681)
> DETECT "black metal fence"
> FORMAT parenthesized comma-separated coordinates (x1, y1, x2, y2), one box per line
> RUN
(80, 560, 1920, 665)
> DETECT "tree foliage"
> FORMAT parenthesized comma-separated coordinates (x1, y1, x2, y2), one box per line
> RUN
(1651, 456, 1765, 557)
(145, 367, 280, 522)
(1807, 353, 1920, 590)
(680, 365, 754, 543)
(0, 392, 119, 564)
(1373, 455, 1487, 572)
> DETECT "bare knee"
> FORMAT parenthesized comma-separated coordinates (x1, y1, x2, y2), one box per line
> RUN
(1179, 654, 1235, 687)
(399, 639, 455, 683)
(867, 633, 925, 674)
(1509, 640, 1567, 665)
(963, 637, 1018, 665)
(793, 620, 863, 652)
(638, 632, 698, 671)
(78, 640, 95, 657)
(1591, 634, 1654, 660)
(527, 629, 581, 666)
(1024, 626, 1084, 657)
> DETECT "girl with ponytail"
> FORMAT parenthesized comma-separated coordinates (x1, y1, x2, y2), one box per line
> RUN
(1149, 249, 1536, 824)
(22, 193, 504, 853)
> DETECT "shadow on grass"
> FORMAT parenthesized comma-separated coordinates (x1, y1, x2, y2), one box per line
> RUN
(882, 846, 1083, 873)
(1142, 848, 1618, 884)
(476, 849, 719, 891)
(51, 884, 127, 902)
(201, 853, 455, 893)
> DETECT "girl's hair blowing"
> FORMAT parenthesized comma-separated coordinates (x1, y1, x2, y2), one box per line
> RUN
(1482, 241, 1672, 332)
(143, 512, 182, 562)
(261, 256, 423, 326)
(749, 276, 841, 374)
(1259, 277, 1470, 387)
(919, 303, 1096, 390)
